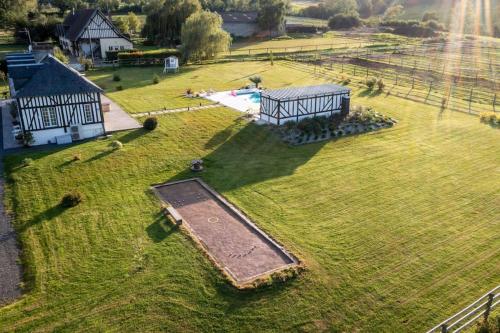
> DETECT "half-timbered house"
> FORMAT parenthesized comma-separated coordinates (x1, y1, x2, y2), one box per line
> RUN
(7, 54, 105, 146)
(259, 84, 351, 125)
(57, 9, 133, 60)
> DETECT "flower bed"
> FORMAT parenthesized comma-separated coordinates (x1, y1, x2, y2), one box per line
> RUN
(276, 106, 397, 145)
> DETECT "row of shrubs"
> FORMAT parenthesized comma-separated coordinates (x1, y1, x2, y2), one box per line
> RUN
(283, 107, 391, 136)
(116, 49, 181, 61)
(380, 20, 445, 37)
(366, 77, 385, 91)
(479, 112, 500, 126)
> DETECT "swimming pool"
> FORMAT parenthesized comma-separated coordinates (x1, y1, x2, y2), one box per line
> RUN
(249, 92, 261, 103)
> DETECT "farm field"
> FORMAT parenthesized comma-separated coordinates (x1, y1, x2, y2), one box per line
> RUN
(0, 58, 499, 331)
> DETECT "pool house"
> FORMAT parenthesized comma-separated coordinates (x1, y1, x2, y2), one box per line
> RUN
(259, 84, 351, 125)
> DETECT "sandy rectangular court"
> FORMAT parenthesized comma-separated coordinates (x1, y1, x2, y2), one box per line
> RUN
(153, 179, 297, 285)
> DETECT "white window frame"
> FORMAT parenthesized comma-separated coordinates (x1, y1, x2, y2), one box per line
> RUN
(41, 107, 57, 128)
(84, 104, 93, 123)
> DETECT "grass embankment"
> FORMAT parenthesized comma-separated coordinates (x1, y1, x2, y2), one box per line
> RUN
(0, 86, 498, 331)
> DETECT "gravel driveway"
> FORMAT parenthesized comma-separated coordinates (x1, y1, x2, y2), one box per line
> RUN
(0, 102, 22, 305)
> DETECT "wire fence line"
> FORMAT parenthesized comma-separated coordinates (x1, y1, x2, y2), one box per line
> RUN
(426, 285, 499, 333)
(280, 41, 499, 115)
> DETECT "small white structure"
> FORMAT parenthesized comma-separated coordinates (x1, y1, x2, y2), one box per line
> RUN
(164, 56, 179, 73)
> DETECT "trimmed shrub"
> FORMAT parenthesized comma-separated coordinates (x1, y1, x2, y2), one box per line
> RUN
(479, 112, 499, 125)
(61, 190, 83, 207)
(377, 78, 385, 91)
(116, 85, 123, 91)
(111, 140, 123, 150)
(143, 117, 158, 130)
(366, 77, 377, 89)
(283, 120, 297, 131)
(22, 158, 33, 167)
(153, 74, 160, 84)
(113, 73, 121, 81)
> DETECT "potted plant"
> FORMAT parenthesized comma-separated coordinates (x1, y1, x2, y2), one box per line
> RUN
(20, 131, 35, 147)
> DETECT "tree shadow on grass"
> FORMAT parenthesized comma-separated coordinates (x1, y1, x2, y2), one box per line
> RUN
(117, 128, 148, 144)
(146, 212, 179, 243)
(167, 118, 327, 192)
(18, 204, 66, 233)
(84, 148, 115, 163)
(357, 88, 384, 98)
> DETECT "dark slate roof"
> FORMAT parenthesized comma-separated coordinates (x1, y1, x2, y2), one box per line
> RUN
(219, 11, 258, 23)
(59, 9, 96, 41)
(8, 54, 102, 97)
(57, 9, 131, 42)
(7, 64, 44, 91)
(261, 84, 350, 100)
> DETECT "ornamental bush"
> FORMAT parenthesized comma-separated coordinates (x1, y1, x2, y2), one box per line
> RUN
(61, 190, 83, 207)
(113, 73, 121, 81)
(366, 77, 377, 90)
(143, 117, 158, 130)
(111, 140, 123, 150)
(153, 74, 160, 84)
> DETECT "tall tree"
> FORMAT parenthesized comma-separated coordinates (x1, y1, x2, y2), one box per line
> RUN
(50, 0, 87, 13)
(127, 12, 140, 34)
(181, 10, 231, 61)
(258, 0, 287, 37)
(357, 0, 373, 18)
(0, 0, 36, 28)
(143, 0, 201, 46)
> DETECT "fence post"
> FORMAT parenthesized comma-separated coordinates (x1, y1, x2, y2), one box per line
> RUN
(441, 323, 448, 333)
(484, 293, 494, 321)
(469, 88, 473, 113)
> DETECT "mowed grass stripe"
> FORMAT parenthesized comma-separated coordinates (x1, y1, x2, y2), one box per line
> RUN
(1, 88, 498, 331)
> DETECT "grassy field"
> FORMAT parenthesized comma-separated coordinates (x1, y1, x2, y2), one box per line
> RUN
(0, 59, 499, 331)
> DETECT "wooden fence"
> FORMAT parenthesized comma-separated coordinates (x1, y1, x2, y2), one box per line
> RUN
(426, 285, 499, 333)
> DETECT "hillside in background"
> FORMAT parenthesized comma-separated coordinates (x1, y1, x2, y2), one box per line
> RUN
(291, 0, 499, 36)
(402, 0, 500, 35)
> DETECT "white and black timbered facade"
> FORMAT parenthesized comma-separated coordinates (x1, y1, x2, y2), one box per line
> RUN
(7, 54, 105, 146)
(57, 9, 133, 59)
(259, 84, 351, 125)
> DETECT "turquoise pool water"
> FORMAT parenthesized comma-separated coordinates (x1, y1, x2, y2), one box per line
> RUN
(249, 92, 261, 103)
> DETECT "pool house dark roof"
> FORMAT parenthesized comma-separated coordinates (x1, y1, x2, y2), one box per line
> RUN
(7, 54, 102, 97)
(261, 84, 350, 101)
(219, 11, 258, 23)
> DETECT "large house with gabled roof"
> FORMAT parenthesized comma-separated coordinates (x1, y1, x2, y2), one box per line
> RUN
(56, 9, 133, 60)
(6, 53, 105, 146)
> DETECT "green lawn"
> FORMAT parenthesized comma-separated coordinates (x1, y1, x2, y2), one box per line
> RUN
(86, 61, 334, 113)
(0, 65, 499, 332)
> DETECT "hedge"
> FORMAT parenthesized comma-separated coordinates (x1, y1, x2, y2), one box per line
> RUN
(117, 49, 181, 60)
